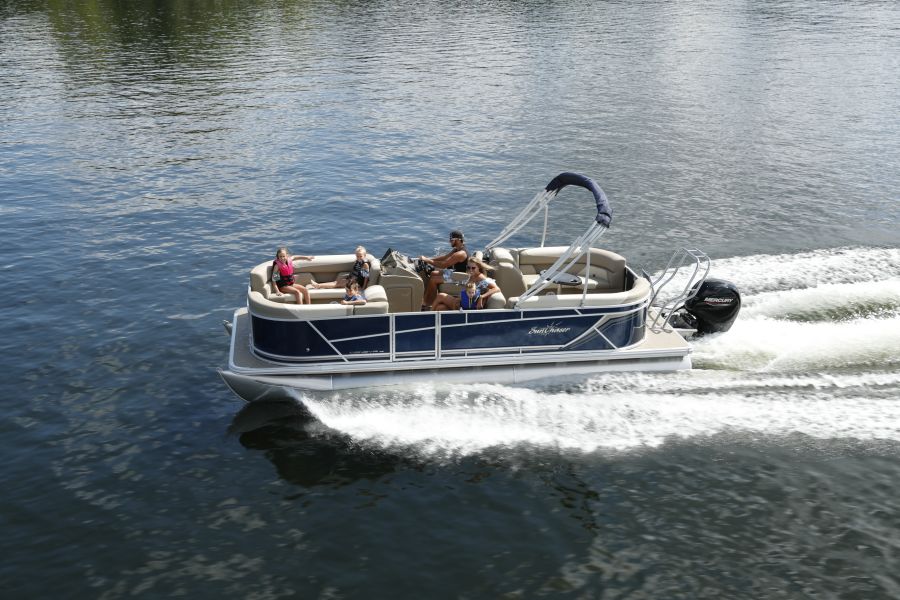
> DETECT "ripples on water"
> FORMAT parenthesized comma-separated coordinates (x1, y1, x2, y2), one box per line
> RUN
(2, 0, 900, 597)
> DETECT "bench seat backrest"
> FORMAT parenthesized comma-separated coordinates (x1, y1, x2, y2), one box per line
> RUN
(250, 253, 382, 299)
(517, 246, 626, 292)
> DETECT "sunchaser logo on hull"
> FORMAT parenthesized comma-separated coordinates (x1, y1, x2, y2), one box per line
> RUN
(528, 322, 572, 335)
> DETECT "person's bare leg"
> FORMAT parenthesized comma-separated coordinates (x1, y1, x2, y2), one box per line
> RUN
(297, 284, 311, 304)
(432, 293, 450, 311)
(423, 272, 443, 305)
(314, 276, 346, 289)
(432, 293, 461, 311)
(284, 285, 302, 303)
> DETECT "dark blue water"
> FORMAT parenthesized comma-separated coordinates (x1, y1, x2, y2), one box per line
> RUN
(2, 1, 899, 597)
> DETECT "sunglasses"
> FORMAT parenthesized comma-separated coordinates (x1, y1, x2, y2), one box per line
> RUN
(467, 266, 478, 270)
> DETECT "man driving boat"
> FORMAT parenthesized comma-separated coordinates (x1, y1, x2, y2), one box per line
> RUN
(417, 229, 469, 310)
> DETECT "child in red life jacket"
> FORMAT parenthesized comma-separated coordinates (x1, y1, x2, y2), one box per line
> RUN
(272, 246, 315, 304)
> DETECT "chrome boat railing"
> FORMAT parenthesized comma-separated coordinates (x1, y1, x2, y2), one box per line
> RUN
(644, 248, 710, 333)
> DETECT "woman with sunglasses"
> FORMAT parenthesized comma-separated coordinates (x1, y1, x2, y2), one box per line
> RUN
(418, 229, 469, 309)
(431, 257, 499, 311)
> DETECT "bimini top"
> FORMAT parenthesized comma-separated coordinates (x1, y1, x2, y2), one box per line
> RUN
(485, 172, 616, 306)
(486, 172, 613, 251)
(544, 172, 612, 227)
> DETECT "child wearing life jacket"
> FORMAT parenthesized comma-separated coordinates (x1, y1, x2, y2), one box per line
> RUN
(460, 281, 480, 310)
(431, 257, 499, 312)
(340, 281, 367, 306)
(312, 246, 371, 290)
(271, 246, 315, 304)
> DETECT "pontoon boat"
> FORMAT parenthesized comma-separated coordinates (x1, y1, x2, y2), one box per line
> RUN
(219, 173, 740, 400)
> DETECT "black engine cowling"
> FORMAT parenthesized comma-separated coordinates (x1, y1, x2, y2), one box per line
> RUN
(677, 278, 741, 335)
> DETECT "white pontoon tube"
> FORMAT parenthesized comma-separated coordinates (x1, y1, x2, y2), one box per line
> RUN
(485, 173, 613, 308)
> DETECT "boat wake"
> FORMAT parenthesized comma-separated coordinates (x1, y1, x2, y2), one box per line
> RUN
(286, 247, 900, 458)
(694, 314, 900, 371)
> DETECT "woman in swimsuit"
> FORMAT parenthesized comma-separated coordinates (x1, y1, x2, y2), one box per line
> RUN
(431, 257, 499, 311)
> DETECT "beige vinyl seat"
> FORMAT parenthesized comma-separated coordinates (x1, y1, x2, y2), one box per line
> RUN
(489, 247, 527, 299)
(247, 253, 389, 317)
(248, 284, 389, 318)
(516, 246, 626, 292)
(250, 253, 382, 304)
(483, 291, 506, 310)
(507, 277, 650, 309)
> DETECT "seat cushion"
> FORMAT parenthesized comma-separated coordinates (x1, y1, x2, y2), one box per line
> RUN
(362, 285, 388, 303)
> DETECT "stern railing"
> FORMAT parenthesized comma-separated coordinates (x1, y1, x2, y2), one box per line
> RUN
(645, 248, 710, 333)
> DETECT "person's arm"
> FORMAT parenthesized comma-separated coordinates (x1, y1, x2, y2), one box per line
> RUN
(420, 245, 459, 265)
(271, 262, 283, 295)
(433, 249, 466, 269)
(478, 281, 500, 308)
(419, 252, 442, 264)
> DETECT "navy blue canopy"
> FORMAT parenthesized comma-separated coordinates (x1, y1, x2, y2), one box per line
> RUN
(544, 172, 612, 228)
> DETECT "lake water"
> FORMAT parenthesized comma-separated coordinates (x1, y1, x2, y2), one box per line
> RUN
(2, 0, 899, 597)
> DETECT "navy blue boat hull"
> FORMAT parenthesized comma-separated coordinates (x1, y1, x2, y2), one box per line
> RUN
(250, 306, 646, 363)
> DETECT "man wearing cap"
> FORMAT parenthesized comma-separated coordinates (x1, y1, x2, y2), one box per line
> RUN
(417, 230, 469, 310)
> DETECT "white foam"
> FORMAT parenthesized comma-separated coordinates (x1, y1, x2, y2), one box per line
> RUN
(741, 279, 900, 321)
(693, 315, 900, 371)
(655, 246, 900, 299)
(708, 246, 900, 295)
(581, 369, 900, 395)
(295, 246, 900, 458)
(167, 312, 214, 320)
(297, 363, 900, 458)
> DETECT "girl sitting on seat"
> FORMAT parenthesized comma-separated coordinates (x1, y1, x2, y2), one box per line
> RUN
(272, 246, 315, 304)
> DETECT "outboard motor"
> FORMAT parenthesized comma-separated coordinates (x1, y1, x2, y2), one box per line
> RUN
(671, 278, 741, 335)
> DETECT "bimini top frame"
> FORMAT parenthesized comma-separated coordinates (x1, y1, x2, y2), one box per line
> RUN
(485, 173, 613, 308)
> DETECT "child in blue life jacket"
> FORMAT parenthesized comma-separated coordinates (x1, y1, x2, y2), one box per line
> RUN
(340, 281, 367, 306)
(460, 281, 480, 310)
